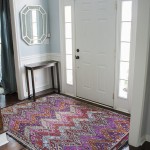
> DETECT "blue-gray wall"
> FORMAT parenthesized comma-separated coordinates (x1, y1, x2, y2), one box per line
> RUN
(48, 0, 60, 53)
(14, 0, 61, 57)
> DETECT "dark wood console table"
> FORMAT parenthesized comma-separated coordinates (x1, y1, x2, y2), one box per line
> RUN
(25, 60, 60, 101)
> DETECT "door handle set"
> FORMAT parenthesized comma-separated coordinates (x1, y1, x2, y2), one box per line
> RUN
(75, 55, 80, 59)
(75, 49, 80, 59)
(76, 49, 80, 52)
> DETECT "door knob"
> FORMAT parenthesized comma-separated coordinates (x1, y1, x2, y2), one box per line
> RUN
(76, 49, 80, 52)
(75, 56, 80, 59)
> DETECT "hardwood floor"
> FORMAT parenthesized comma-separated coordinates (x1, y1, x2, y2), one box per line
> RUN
(0, 93, 21, 109)
(0, 93, 129, 150)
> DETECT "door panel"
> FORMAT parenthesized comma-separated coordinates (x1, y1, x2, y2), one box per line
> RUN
(75, 0, 116, 106)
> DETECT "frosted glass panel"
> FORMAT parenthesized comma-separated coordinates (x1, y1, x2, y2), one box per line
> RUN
(120, 42, 130, 61)
(65, 6, 72, 22)
(66, 39, 72, 54)
(122, 1, 132, 21)
(119, 80, 128, 99)
(120, 62, 129, 80)
(66, 55, 73, 70)
(121, 22, 131, 42)
(65, 6, 73, 86)
(67, 70, 73, 85)
(65, 23, 72, 38)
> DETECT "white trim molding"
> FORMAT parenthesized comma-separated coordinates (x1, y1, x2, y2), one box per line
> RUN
(21, 53, 61, 62)
(139, 135, 150, 146)
(9, 0, 24, 100)
(114, 0, 136, 113)
(59, 0, 77, 97)
(129, 0, 150, 147)
(145, 135, 150, 143)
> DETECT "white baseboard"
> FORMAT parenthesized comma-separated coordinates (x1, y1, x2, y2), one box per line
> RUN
(0, 132, 9, 146)
(139, 136, 146, 146)
(20, 53, 61, 100)
(115, 107, 130, 114)
(24, 84, 51, 99)
(139, 134, 150, 146)
(145, 135, 150, 142)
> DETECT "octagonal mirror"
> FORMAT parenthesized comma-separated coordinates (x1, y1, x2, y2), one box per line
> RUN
(20, 5, 47, 45)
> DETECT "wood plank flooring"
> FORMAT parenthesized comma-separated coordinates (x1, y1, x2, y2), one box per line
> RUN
(0, 93, 20, 109)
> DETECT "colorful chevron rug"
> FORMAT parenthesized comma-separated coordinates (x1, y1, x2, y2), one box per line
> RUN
(1, 94, 130, 150)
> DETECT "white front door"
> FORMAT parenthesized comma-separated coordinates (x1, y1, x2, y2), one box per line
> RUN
(75, 0, 117, 106)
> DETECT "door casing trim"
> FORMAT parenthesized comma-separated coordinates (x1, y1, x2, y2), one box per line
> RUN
(59, 0, 77, 97)
(59, 0, 136, 113)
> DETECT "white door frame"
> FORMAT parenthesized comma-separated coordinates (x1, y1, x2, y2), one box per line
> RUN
(9, 0, 25, 100)
(59, 0, 136, 112)
(114, 0, 137, 113)
(59, 0, 77, 97)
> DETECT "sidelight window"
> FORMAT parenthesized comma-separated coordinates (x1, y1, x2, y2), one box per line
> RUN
(118, 1, 132, 99)
(65, 6, 73, 85)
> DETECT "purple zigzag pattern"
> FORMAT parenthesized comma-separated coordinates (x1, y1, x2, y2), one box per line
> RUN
(2, 94, 130, 150)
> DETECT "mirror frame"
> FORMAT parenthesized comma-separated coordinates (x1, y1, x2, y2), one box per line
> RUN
(20, 5, 47, 45)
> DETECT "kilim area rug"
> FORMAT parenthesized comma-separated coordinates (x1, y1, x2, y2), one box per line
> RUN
(1, 94, 130, 150)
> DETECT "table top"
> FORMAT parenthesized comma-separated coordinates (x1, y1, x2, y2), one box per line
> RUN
(25, 60, 59, 70)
